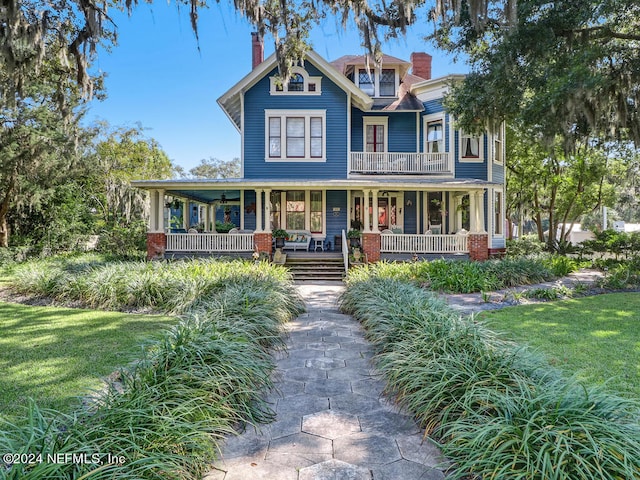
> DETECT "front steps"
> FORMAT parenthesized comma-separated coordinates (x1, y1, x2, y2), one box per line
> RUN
(285, 253, 346, 282)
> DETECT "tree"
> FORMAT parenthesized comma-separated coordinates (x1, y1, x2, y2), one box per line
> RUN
(91, 124, 175, 225)
(0, 58, 90, 247)
(506, 124, 619, 249)
(189, 157, 240, 179)
(434, 0, 640, 148)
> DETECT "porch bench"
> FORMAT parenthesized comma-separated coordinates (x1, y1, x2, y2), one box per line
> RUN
(282, 230, 312, 251)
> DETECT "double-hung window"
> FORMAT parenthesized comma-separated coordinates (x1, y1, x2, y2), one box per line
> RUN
(493, 124, 504, 164)
(426, 120, 443, 153)
(460, 131, 483, 162)
(266, 110, 326, 161)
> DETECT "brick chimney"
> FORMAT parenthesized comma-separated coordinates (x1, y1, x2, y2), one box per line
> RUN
(410, 52, 432, 80)
(251, 32, 264, 69)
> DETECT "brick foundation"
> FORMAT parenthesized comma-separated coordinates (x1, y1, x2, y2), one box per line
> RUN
(361, 232, 381, 263)
(147, 232, 166, 260)
(468, 233, 489, 261)
(254, 232, 273, 256)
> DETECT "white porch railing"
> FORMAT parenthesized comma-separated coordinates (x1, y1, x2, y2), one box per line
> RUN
(350, 152, 452, 175)
(381, 234, 468, 254)
(166, 233, 254, 252)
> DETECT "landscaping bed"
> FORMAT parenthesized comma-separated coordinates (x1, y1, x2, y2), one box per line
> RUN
(1, 254, 304, 479)
(340, 272, 640, 479)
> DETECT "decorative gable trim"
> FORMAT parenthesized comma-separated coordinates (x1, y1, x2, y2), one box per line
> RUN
(269, 66, 322, 95)
(217, 51, 373, 132)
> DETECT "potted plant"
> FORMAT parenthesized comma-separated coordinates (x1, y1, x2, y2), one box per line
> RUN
(272, 229, 288, 249)
(347, 229, 361, 248)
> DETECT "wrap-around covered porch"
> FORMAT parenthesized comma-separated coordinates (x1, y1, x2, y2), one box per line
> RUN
(133, 178, 499, 262)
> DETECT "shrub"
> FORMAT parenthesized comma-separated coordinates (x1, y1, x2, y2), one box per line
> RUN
(340, 276, 640, 479)
(506, 235, 545, 257)
(2, 255, 304, 479)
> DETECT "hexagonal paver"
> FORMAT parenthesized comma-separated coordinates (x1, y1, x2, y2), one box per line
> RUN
(329, 393, 385, 414)
(359, 411, 420, 436)
(306, 358, 346, 369)
(307, 342, 341, 351)
(371, 459, 446, 480)
(298, 459, 372, 480)
(209, 456, 299, 480)
(276, 394, 329, 416)
(351, 378, 386, 397)
(396, 434, 447, 468)
(282, 367, 327, 382)
(324, 348, 371, 361)
(305, 379, 352, 397)
(334, 433, 401, 465)
(321, 335, 356, 344)
(302, 410, 361, 439)
(264, 415, 302, 440)
(268, 432, 333, 455)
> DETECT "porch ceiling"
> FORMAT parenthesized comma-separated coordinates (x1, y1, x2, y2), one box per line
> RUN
(133, 177, 499, 198)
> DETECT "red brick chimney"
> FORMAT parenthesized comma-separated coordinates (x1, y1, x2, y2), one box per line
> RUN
(410, 52, 432, 80)
(252, 32, 264, 69)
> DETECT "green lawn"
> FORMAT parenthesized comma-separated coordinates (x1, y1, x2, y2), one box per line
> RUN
(480, 293, 640, 398)
(0, 301, 176, 423)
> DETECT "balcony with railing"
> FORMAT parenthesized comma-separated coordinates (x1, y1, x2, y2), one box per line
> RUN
(349, 152, 453, 175)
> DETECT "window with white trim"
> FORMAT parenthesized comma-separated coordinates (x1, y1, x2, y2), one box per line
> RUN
(356, 68, 398, 97)
(265, 110, 326, 161)
(363, 117, 388, 153)
(459, 131, 483, 162)
(426, 120, 444, 153)
(493, 125, 504, 164)
(494, 190, 503, 235)
(270, 67, 322, 95)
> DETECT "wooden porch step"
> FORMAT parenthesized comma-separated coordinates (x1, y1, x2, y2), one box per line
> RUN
(285, 255, 346, 282)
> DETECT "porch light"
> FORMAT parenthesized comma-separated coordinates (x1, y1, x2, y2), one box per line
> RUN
(220, 194, 227, 204)
(406, 199, 413, 207)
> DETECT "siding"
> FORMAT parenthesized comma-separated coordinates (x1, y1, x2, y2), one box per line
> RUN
(454, 131, 488, 180)
(492, 162, 505, 184)
(350, 110, 417, 152)
(243, 62, 348, 179)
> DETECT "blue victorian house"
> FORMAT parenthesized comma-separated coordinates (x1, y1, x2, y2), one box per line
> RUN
(134, 34, 505, 263)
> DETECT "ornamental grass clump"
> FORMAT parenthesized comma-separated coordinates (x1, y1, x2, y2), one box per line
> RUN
(341, 274, 640, 479)
(2, 255, 304, 479)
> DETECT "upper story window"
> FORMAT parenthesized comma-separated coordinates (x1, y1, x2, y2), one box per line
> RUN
(426, 120, 444, 153)
(357, 68, 397, 97)
(265, 109, 326, 162)
(270, 67, 322, 95)
(379, 69, 396, 96)
(459, 131, 483, 162)
(363, 117, 389, 153)
(493, 124, 504, 164)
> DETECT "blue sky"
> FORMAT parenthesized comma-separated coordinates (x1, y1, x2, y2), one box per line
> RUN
(87, 2, 469, 171)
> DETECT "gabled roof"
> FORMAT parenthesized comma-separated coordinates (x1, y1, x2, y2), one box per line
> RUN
(330, 55, 425, 112)
(330, 54, 413, 79)
(217, 50, 374, 132)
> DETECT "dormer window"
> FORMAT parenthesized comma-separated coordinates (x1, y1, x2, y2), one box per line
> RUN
(357, 68, 397, 97)
(288, 73, 304, 92)
(379, 69, 396, 96)
(270, 67, 322, 95)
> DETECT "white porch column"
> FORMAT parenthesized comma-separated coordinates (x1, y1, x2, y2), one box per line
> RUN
(415, 191, 420, 234)
(423, 191, 429, 232)
(476, 190, 486, 233)
(450, 196, 459, 232)
(442, 192, 448, 233)
(469, 191, 478, 232)
(240, 190, 245, 230)
(148, 189, 158, 232)
(347, 189, 352, 231)
(363, 189, 371, 232)
(182, 199, 189, 230)
(372, 190, 379, 231)
(255, 189, 263, 232)
(157, 189, 165, 233)
(264, 189, 272, 233)
(211, 204, 217, 233)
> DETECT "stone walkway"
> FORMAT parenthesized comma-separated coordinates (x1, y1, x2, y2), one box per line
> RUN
(205, 282, 447, 480)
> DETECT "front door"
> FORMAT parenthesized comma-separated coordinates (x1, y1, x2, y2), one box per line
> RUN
(351, 193, 403, 231)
